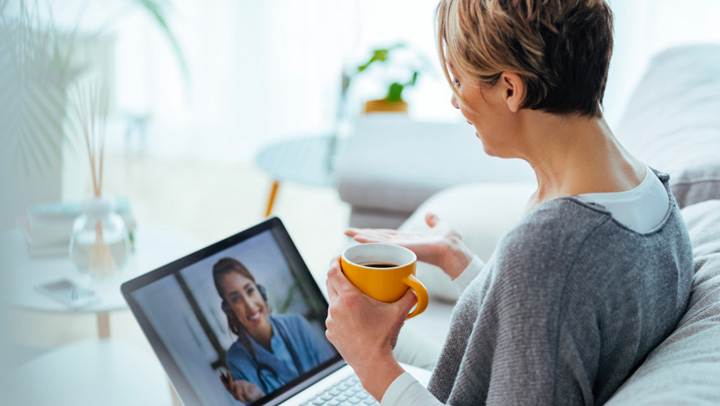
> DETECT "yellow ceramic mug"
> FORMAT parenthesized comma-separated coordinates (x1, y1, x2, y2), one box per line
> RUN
(340, 243, 429, 319)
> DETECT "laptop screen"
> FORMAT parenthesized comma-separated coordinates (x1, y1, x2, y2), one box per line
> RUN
(122, 218, 342, 406)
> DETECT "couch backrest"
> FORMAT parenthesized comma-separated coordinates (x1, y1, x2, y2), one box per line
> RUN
(614, 45, 720, 208)
(606, 201, 720, 404)
(606, 43, 720, 406)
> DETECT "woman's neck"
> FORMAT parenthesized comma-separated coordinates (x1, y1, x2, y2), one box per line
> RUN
(250, 323, 274, 353)
(517, 112, 645, 211)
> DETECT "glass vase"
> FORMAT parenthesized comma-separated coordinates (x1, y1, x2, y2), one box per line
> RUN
(69, 196, 130, 278)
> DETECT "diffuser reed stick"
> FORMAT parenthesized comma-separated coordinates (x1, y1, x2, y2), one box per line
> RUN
(74, 81, 115, 277)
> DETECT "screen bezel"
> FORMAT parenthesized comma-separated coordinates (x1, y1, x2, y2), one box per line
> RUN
(121, 217, 344, 406)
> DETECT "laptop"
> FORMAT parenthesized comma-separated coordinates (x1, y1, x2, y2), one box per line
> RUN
(121, 217, 430, 406)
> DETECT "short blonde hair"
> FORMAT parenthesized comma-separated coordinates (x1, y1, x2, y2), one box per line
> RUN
(436, 0, 613, 117)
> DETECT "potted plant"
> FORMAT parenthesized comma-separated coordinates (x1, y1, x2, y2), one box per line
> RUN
(352, 43, 429, 114)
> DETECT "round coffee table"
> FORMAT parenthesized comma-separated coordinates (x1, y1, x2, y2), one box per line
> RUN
(254, 134, 344, 216)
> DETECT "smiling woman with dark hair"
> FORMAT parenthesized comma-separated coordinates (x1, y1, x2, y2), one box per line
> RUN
(213, 257, 335, 404)
(324, 0, 693, 405)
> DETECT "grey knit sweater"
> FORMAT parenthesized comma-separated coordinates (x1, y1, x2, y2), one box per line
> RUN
(427, 173, 693, 405)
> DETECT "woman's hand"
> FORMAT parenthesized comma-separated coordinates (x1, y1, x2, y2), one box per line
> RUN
(220, 371, 264, 403)
(325, 256, 414, 400)
(346, 213, 474, 280)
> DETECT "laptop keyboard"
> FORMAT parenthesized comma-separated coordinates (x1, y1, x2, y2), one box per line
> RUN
(300, 375, 379, 406)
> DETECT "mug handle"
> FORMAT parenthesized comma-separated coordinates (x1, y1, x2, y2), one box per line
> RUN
(402, 274, 429, 319)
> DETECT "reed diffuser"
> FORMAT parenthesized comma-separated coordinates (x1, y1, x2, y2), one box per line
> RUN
(69, 82, 130, 278)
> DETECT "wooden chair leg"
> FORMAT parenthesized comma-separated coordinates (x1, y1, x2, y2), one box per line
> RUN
(265, 181, 280, 217)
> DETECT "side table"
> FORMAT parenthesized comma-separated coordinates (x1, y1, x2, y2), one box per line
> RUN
(254, 135, 344, 217)
(0, 222, 204, 337)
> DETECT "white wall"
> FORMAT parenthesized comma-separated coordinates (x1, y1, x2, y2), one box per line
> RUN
(106, 0, 463, 161)
(43, 0, 720, 161)
(112, 0, 366, 161)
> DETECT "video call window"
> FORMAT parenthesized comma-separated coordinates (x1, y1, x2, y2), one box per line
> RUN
(132, 229, 337, 405)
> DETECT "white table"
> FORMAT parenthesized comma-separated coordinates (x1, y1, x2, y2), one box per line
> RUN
(4, 338, 174, 406)
(0, 222, 204, 337)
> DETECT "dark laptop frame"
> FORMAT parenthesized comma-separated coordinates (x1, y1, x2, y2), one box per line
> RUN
(121, 217, 345, 406)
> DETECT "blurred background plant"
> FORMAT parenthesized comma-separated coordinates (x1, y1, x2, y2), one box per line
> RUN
(0, 0, 187, 227)
(130, 0, 187, 80)
(0, 0, 186, 176)
(0, 0, 82, 176)
(355, 43, 425, 103)
(350, 42, 433, 113)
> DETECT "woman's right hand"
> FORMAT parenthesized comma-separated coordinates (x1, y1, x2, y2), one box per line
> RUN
(345, 213, 474, 280)
(220, 371, 264, 403)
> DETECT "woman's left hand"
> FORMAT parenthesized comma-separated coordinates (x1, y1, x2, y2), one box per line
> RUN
(325, 256, 416, 399)
(346, 213, 474, 280)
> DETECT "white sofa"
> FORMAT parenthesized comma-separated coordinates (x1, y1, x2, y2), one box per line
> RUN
(398, 45, 720, 403)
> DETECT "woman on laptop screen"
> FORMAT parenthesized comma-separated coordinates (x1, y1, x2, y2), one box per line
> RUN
(213, 257, 336, 403)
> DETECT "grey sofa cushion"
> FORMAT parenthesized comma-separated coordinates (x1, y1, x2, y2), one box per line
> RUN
(607, 200, 720, 405)
(615, 45, 720, 209)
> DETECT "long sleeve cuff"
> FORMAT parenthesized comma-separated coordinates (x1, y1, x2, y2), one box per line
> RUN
(452, 255, 483, 293)
(381, 372, 443, 406)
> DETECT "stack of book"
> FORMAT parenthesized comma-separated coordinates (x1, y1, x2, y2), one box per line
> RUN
(16, 198, 137, 258)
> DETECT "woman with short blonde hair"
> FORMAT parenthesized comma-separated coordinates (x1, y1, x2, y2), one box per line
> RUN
(437, 0, 614, 117)
(325, 0, 693, 405)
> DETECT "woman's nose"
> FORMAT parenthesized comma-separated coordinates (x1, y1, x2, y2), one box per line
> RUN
(451, 93, 459, 110)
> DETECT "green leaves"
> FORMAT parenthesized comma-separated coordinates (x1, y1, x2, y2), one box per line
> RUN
(408, 71, 418, 87)
(386, 82, 404, 102)
(357, 48, 390, 73)
(354, 43, 424, 103)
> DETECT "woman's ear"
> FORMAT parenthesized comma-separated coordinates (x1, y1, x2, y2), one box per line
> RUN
(499, 72, 524, 113)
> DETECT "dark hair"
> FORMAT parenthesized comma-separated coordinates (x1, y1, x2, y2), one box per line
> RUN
(212, 257, 259, 337)
(214, 257, 278, 374)
(436, 0, 614, 117)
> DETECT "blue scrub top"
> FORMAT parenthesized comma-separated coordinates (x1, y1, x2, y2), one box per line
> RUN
(226, 313, 337, 396)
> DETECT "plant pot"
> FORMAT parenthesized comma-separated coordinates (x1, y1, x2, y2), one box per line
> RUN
(363, 99, 408, 114)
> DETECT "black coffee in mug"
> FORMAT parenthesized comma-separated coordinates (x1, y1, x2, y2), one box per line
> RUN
(361, 262, 398, 268)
